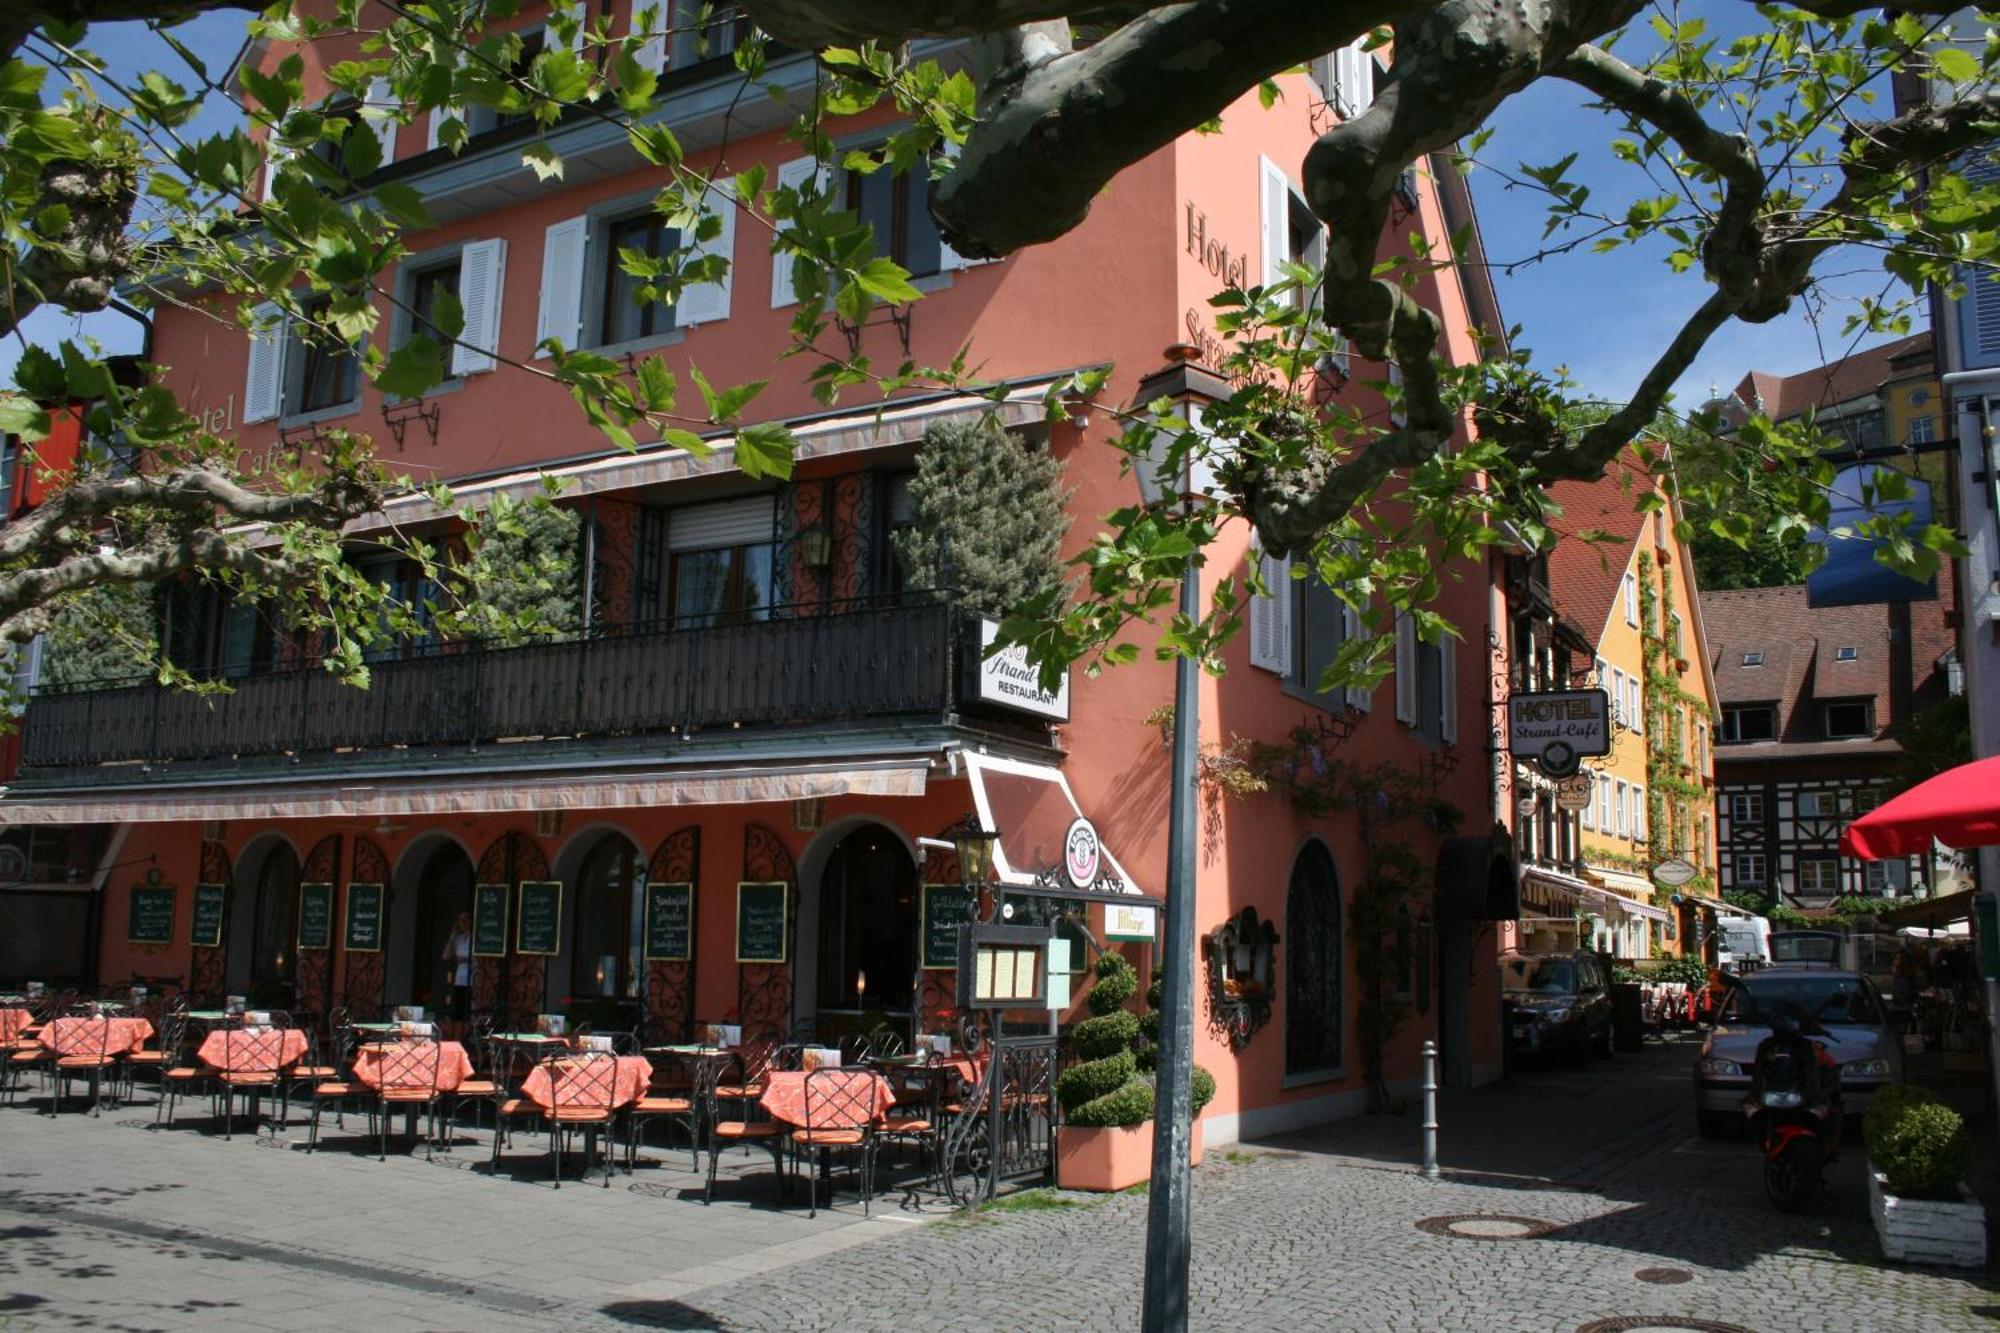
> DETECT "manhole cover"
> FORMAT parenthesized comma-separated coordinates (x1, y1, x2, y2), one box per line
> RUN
(1414, 1213, 1559, 1240)
(1576, 1312, 1752, 1320)
(1634, 1268, 1695, 1286)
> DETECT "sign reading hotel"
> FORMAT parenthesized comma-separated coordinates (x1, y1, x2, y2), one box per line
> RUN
(973, 618, 1071, 721)
(1507, 688, 1611, 778)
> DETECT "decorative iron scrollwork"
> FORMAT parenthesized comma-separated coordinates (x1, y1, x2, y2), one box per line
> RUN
(380, 398, 441, 450)
(1203, 905, 1279, 1050)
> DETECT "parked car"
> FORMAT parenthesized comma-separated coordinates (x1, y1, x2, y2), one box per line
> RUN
(1766, 930, 1851, 970)
(1502, 950, 1615, 1060)
(1692, 967, 1904, 1137)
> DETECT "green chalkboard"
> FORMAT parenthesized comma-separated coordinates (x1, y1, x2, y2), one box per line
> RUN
(516, 880, 562, 956)
(191, 883, 226, 948)
(128, 885, 175, 945)
(922, 884, 974, 970)
(473, 883, 509, 957)
(644, 882, 694, 961)
(344, 882, 385, 953)
(735, 882, 788, 964)
(296, 882, 333, 950)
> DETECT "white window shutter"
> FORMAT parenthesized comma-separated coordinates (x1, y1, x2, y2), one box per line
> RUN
(1335, 41, 1376, 119)
(261, 145, 291, 203)
(1439, 628, 1458, 744)
(771, 156, 827, 308)
(535, 215, 590, 352)
(1394, 610, 1417, 724)
(1249, 551, 1291, 674)
(1343, 603, 1371, 711)
(1308, 52, 1336, 104)
(1259, 155, 1290, 289)
(675, 178, 736, 326)
(243, 301, 287, 424)
(633, 0, 668, 74)
(364, 78, 397, 165)
(452, 237, 506, 376)
(426, 107, 447, 152)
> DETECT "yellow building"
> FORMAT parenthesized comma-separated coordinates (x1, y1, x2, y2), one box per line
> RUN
(1549, 458, 1722, 959)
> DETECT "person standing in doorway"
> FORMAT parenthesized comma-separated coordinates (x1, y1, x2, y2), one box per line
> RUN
(443, 911, 473, 1022)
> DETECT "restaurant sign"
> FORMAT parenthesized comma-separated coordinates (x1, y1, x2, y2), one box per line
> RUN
(970, 618, 1070, 721)
(1507, 688, 1611, 778)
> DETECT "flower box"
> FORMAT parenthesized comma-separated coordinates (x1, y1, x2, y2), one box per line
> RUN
(1054, 1119, 1203, 1192)
(1868, 1166, 1987, 1268)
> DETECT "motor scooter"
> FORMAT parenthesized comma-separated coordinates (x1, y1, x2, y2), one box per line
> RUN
(1743, 1004, 1844, 1212)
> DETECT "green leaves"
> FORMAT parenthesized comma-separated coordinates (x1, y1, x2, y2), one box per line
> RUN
(733, 421, 797, 480)
(0, 396, 51, 441)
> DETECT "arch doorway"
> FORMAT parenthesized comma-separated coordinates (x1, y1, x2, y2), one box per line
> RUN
(555, 832, 646, 1014)
(227, 840, 300, 1002)
(814, 823, 918, 1019)
(1284, 839, 1343, 1080)
(387, 840, 474, 1012)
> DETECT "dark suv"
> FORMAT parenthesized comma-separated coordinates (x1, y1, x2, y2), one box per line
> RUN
(1503, 950, 1615, 1060)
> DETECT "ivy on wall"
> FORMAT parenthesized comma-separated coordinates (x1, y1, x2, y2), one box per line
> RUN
(1636, 551, 1716, 902)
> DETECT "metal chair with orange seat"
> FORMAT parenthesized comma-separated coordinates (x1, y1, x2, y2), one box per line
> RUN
(303, 1020, 376, 1154)
(622, 1051, 700, 1174)
(370, 1038, 445, 1161)
(792, 1067, 884, 1218)
(51, 1015, 119, 1117)
(215, 1025, 291, 1139)
(122, 1003, 188, 1105)
(446, 1012, 503, 1131)
(700, 1055, 787, 1206)
(712, 1031, 781, 1119)
(493, 1048, 619, 1188)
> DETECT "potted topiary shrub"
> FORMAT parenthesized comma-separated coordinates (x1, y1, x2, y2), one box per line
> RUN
(1864, 1084, 1984, 1267)
(1056, 953, 1215, 1190)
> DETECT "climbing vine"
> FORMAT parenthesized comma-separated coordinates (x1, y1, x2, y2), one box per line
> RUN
(1636, 551, 1715, 903)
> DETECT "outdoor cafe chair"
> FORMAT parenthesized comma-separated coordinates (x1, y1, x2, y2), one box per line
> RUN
(123, 1006, 187, 1104)
(793, 1067, 882, 1219)
(623, 1052, 700, 1174)
(216, 1025, 292, 1140)
(370, 1038, 445, 1161)
(701, 1055, 787, 1207)
(447, 1012, 503, 1130)
(51, 1014, 119, 1117)
(493, 1049, 619, 1188)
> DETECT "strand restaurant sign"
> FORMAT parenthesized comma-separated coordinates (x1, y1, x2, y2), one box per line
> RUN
(1507, 688, 1611, 778)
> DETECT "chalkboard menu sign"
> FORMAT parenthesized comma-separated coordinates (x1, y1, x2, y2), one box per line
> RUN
(644, 882, 694, 961)
(922, 884, 974, 970)
(343, 882, 385, 953)
(296, 882, 333, 950)
(128, 885, 175, 945)
(516, 880, 562, 956)
(735, 882, 788, 963)
(191, 883, 226, 948)
(472, 883, 509, 957)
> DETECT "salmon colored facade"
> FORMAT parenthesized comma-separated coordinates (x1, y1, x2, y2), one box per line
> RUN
(6, 9, 1519, 1145)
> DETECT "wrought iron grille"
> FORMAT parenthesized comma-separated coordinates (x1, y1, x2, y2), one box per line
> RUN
(1284, 840, 1344, 1078)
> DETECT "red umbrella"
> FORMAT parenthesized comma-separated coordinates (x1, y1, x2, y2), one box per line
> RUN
(1840, 754, 2000, 860)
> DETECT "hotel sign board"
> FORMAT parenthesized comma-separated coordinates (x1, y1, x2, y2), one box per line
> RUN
(969, 618, 1070, 721)
(1508, 688, 1611, 778)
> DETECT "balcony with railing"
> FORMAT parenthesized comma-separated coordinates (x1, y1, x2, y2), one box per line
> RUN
(15, 593, 1001, 783)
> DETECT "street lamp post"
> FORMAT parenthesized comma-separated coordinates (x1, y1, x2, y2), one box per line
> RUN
(1133, 353, 1230, 1333)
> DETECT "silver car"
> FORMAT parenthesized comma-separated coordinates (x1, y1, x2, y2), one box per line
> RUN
(1692, 969, 1903, 1138)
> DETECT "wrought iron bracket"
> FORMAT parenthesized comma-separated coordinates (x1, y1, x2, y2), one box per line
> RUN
(380, 398, 441, 450)
(833, 302, 914, 358)
(1202, 906, 1278, 1051)
(277, 421, 335, 453)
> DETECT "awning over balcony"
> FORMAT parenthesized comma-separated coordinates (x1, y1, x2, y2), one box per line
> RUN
(0, 757, 929, 825)
(962, 752, 1153, 900)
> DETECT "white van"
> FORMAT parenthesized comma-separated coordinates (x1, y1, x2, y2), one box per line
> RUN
(1716, 915, 1771, 971)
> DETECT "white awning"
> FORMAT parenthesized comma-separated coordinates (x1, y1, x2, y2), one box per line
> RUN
(1520, 865, 1594, 909)
(962, 752, 1149, 899)
(0, 757, 928, 825)
(1587, 886, 1669, 923)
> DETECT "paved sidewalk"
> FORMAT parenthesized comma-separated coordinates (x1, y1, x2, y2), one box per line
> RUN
(1, 1039, 1996, 1331)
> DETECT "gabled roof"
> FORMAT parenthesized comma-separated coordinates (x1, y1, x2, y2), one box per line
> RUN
(1545, 454, 1651, 649)
(1697, 585, 1900, 745)
(1725, 331, 1932, 423)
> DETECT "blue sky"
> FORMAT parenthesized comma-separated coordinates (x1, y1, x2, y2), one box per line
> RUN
(10, 5, 1909, 408)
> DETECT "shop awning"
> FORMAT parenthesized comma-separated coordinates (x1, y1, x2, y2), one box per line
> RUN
(1520, 865, 1594, 911)
(1876, 888, 1978, 932)
(1586, 885, 1668, 923)
(0, 757, 929, 825)
(962, 752, 1152, 901)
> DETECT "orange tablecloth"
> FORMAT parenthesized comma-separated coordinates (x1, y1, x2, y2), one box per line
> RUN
(0, 1010, 30, 1044)
(196, 1028, 308, 1072)
(351, 1041, 475, 1094)
(519, 1055, 653, 1112)
(38, 1016, 154, 1057)
(760, 1070, 895, 1129)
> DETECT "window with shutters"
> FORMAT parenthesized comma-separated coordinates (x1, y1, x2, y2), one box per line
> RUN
(1260, 156, 1347, 374)
(599, 210, 679, 345)
(670, 3, 753, 69)
(1392, 610, 1454, 744)
(845, 156, 946, 279)
(286, 300, 362, 418)
(390, 253, 464, 381)
(1251, 550, 1371, 713)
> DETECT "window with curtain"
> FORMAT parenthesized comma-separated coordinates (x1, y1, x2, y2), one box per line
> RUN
(1284, 840, 1343, 1078)
(670, 544, 774, 627)
(598, 211, 679, 346)
(571, 838, 643, 1000)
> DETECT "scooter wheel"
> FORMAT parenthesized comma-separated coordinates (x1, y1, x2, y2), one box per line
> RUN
(1764, 1137, 1822, 1213)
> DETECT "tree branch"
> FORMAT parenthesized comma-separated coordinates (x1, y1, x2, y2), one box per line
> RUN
(0, 0, 260, 61)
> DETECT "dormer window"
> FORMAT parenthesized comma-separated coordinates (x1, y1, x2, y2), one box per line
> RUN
(1742, 651, 1764, 667)
(1836, 646, 1858, 662)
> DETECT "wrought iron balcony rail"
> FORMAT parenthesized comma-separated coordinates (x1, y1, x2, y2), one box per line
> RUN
(20, 593, 961, 775)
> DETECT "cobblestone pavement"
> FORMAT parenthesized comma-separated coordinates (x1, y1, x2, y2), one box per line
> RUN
(2, 1040, 1996, 1332)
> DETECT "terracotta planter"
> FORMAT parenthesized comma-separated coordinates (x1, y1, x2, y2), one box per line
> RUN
(1055, 1119, 1205, 1191)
